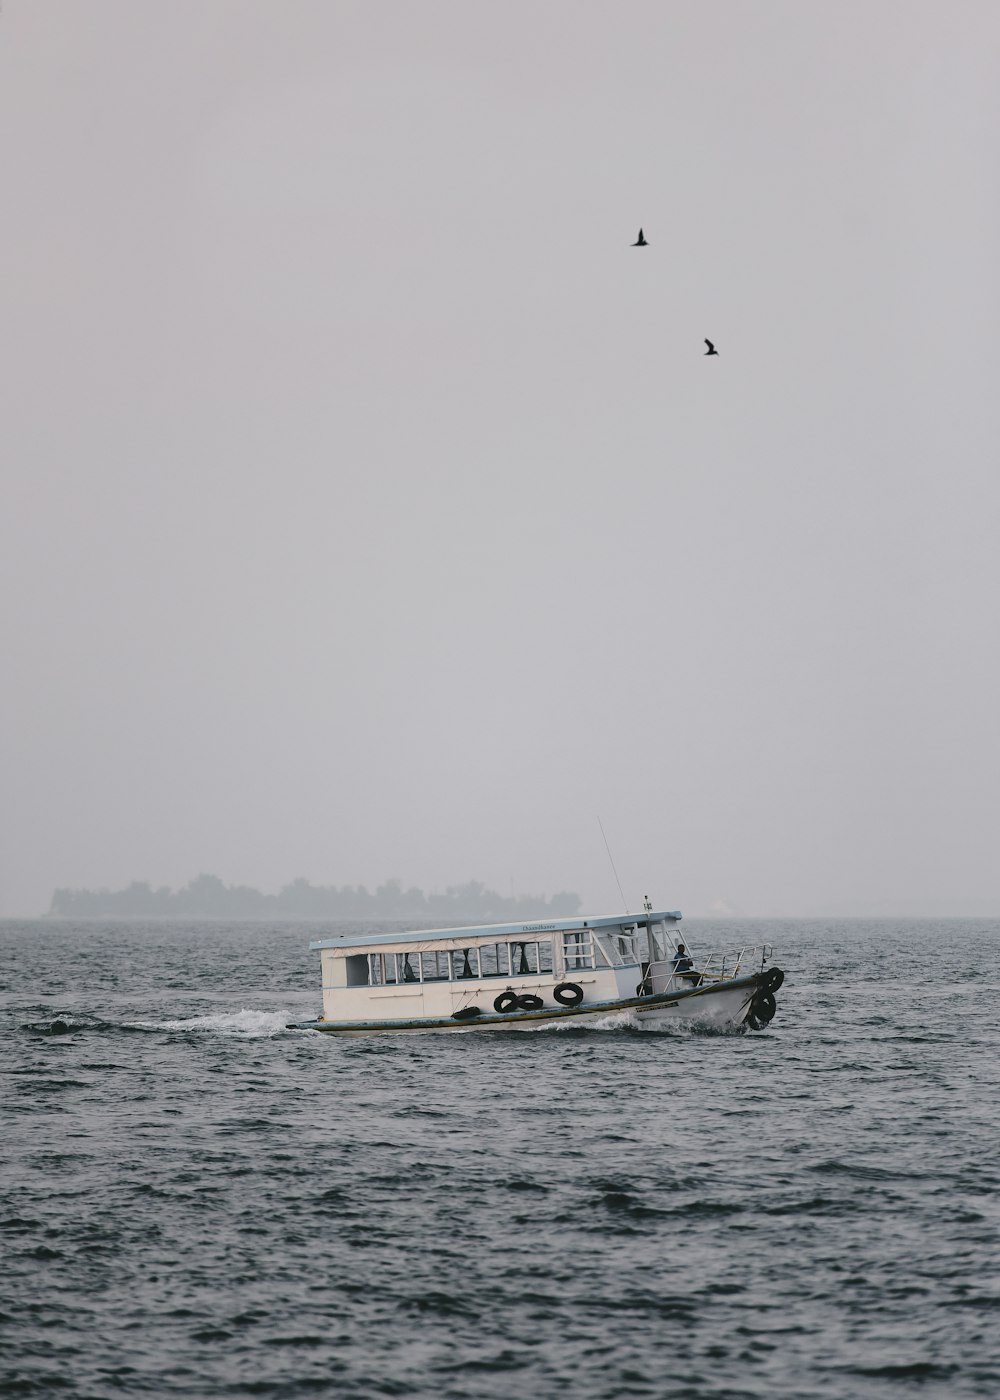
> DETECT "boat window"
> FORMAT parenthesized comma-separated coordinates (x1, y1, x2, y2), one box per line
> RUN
(380, 953, 406, 984)
(364, 951, 422, 985)
(594, 933, 623, 966)
(616, 933, 636, 962)
(506, 940, 553, 976)
(647, 925, 670, 962)
(346, 954, 370, 987)
(478, 943, 510, 978)
(610, 926, 647, 964)
(420, 950, 451, 982)
(562, 930, 595, 971)
(451, 947, 480, 979)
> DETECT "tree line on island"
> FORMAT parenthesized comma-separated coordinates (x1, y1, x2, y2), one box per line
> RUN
(48, 874, 581, 922)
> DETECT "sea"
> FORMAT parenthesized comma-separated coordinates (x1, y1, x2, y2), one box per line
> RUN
(1, 916, 998, 1400)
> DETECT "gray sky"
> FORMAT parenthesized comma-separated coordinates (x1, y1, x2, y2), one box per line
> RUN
(2, 1, 998, 918)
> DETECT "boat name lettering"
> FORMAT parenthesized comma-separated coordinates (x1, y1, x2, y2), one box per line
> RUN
(520, 923, 556, 933)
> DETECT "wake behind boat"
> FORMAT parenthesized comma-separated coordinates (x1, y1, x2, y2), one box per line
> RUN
(287, 907, 784, 1034)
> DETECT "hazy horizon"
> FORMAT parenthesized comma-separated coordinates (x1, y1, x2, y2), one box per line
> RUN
(2, 3, 998, 920)
(17, 873, 1000, 922)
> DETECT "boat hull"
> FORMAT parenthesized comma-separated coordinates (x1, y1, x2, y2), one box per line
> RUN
(288, 971, 775, 1035)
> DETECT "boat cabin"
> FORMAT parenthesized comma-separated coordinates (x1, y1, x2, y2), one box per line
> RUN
(310, 910, 687, 1024)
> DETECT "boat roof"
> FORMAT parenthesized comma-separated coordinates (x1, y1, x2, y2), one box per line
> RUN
(308, 910, 681, 952)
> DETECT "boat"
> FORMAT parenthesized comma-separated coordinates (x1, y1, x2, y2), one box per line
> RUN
(287, 904, 784, 1034)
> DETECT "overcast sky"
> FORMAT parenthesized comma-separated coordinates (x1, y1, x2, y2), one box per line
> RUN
(1, 1, 998, 918)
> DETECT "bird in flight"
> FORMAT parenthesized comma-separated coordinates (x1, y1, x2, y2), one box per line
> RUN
(632, 228, 648, 246)
(704, 339, 719, 356)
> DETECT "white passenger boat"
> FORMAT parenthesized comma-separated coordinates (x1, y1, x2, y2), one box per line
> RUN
(287, 906, 784, 1034)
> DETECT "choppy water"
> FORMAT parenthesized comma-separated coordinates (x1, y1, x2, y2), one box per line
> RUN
(1, 917, 998, 1399)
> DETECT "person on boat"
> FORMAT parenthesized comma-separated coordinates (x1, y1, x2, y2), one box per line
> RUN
(672, 944, 698, 981)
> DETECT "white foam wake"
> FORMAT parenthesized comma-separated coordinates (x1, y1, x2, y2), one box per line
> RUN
(132, 1008, 292, 1038)
(530, 1009, 642, 1033)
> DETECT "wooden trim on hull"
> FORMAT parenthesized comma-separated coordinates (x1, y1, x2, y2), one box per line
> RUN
(287, 972, 764, 1035)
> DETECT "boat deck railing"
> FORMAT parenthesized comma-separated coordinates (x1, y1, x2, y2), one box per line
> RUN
(696, 944, 773, 982)
(638, 944, 773, 994)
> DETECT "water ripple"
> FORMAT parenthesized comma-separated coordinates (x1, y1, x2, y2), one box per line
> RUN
(1, 915, 998, 1398)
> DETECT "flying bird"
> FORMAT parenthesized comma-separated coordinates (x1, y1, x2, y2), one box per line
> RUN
(704, 339, 718, 356)
(632, 228, 648, 246)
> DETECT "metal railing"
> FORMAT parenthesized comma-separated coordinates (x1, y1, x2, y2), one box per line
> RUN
(692, 944, 773, 983)
(637, 944, 773, 994)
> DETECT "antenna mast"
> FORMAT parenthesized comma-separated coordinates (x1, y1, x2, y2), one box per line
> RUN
(597, 816, 629, 913)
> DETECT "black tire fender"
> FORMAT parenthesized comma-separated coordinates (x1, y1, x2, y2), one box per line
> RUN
(494, 991, 520, 1014)
(516, 994, 545, 1012)
(760, 967, 784, 995)
(553, 982, 584, 1007)
(452, 1006, 481, 1021)
(747, 989, 777, 1029)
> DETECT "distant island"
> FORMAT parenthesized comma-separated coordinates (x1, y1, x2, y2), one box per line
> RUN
(48, 874, 581, 922)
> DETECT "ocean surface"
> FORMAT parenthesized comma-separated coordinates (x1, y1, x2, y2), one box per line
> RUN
(1, 916, 998, 1400)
